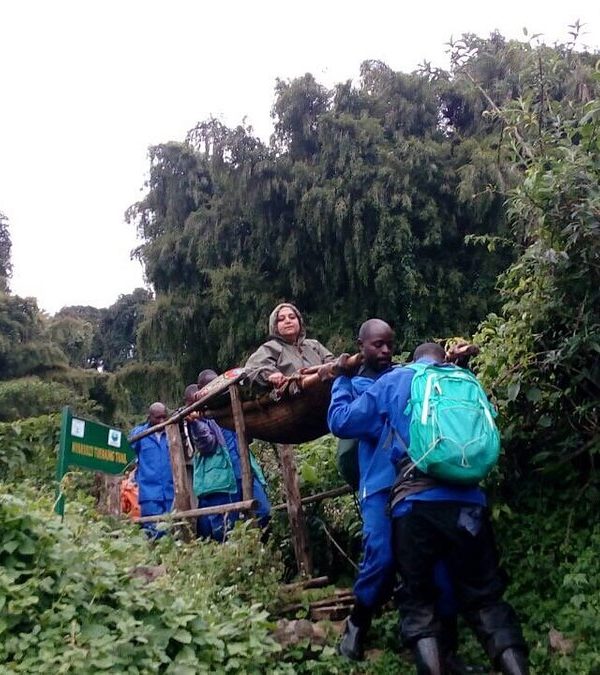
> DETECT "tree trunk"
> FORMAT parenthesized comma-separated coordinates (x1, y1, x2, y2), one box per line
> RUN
(100, 474, 121, 516)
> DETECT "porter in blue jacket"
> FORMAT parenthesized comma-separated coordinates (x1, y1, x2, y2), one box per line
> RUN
(328, 320, 396, 660)
(129, 402, 174, 537)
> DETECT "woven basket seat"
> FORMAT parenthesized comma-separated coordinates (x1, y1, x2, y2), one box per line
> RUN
(205, 379, 332, 444)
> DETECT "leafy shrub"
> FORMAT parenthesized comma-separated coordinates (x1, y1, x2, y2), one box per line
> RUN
(0, 414, 59, 484)
(474, 100, 600, 475)
(493, 479, 600, 674)
(0, 489, 285, 673)
(296, 435, 342, 493)
(0, 377, 97, 422)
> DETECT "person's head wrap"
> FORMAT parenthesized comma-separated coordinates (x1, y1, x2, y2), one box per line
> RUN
(268, 302, 306, 342)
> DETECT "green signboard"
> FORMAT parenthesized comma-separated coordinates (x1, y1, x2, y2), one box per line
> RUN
(55, 406, 136, 515)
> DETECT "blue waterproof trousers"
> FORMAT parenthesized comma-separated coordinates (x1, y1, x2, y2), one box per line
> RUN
(354, 490, 396, 609)
(139, 498, 174, 539)
(197, 478, 271, 542)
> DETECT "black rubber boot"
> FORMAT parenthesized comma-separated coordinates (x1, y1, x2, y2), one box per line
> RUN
(445, 652, 487, 674)
(413, 637, 446, 675)
(439, 616, 485, 674)
(496, 647, 529, 675)
(338, 617, 366, 661)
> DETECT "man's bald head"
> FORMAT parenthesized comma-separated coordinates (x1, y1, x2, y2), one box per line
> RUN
(358, 318, 392, 342)
(148, 402, 167, 426)
(357, 318, 394, 372)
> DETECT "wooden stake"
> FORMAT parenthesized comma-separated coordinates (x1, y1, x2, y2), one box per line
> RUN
(165, 424, 193, 513)
(229, 383, 253, 502)
(278, 443, 313, 577)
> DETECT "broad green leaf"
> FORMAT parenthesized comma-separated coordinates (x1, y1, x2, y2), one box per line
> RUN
(173, 629, 192, 644)
(507, 381, 521, 402)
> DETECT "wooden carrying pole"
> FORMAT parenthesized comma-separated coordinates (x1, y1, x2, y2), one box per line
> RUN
(297, 353, 362, 390)
(229, 383, 253, 502)
(128, 369, 245, 444)
(278, 443, 313, 577)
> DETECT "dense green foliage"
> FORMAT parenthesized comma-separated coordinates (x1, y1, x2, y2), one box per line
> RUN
(46, 315, 96, 369)
(0, 490, 286, 673)
(0, 286, 170, 425)
(474, 67, 600, 474)
(0, 212, 12, 292)
(0, 292, 68, 380)
(1, 460, 598, 673)
(127, 51, 509, 377)
(0, 378, 96, 423)
(128, 34, 599, 386)
(111, 361, 183, 425)
(55, 288, 153, 371)
(496, 479, 600, 674)
(0, 414, 58, 484)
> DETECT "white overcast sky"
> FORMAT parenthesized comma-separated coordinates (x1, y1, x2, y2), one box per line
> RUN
(1, 1, 598, 314)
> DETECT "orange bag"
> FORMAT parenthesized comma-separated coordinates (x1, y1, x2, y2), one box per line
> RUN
(120, 469, 141, 519)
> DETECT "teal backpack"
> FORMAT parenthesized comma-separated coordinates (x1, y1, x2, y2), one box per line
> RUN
(403, 363, 500, 485)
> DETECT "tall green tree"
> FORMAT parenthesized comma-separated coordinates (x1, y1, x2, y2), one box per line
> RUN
(0, 212, 12, 293)
(0, 292, 68, 380)
(47, 315, 95, 369)
(95, 288, 153, 371)
(128, 32, 599, 384)
(54, 290, 152, 371)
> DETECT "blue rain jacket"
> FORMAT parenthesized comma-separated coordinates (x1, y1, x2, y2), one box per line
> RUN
(330, 367, 396, 499)
(328, 358, 485, 505)
(130, 423, 174, 503)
